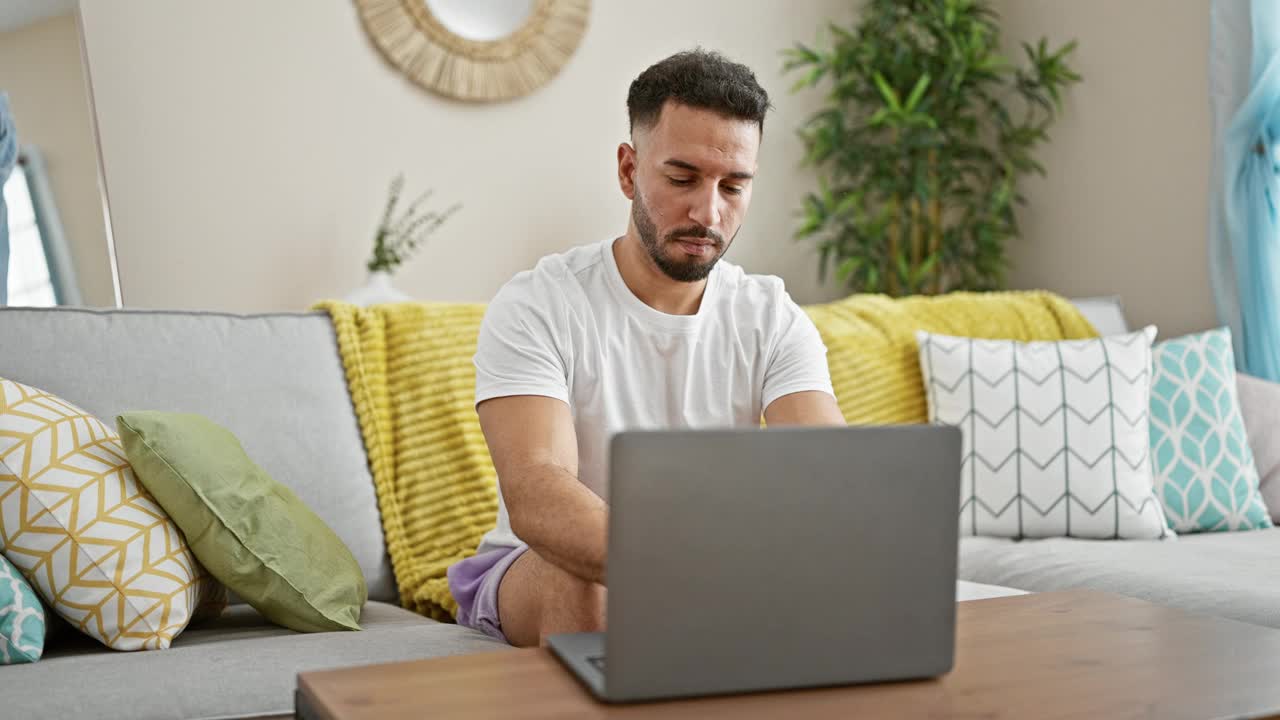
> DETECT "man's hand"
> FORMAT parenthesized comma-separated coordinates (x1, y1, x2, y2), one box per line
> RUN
(477, 395, 608, 584)
(764, 390, 846, 427)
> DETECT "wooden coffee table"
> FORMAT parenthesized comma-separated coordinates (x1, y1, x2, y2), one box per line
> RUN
(296, 590, 1280, 719)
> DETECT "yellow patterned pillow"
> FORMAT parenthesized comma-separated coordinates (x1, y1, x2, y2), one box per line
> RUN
(0, 378, 222, 650)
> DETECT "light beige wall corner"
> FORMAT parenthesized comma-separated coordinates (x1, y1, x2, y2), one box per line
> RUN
(0, 12, 115, 307)
(994, 0, 1218, 338)
(77, 0, 855, 312)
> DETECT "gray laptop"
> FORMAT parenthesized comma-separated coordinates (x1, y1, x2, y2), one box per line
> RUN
(548, 424, 963, 703)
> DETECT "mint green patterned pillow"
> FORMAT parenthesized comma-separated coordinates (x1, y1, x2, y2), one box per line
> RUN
(0, 553, 44, 663)
(1150, 327, 1273, 532)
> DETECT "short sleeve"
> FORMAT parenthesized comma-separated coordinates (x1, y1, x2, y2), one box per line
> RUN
(474, 272, 571, 407)
(762, 291, 835, 410)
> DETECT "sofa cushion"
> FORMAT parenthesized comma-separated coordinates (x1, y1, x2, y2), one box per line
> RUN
(959, 528, 1280, 629)
(1236, 371, 1280, 524)
(0, 307, 395, 604)
(0, 601, 508, 720)
(0, 583, 1022, 719)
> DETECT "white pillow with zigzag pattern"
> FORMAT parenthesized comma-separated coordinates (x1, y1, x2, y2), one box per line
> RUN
(0, 377, 224, 650)
(916, 327, 1174, 540)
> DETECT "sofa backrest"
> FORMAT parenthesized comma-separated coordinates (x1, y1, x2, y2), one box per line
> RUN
(0, 296, 1129, 608)
(0, 307, 397, 604)
(1069, 295, 1129, 336)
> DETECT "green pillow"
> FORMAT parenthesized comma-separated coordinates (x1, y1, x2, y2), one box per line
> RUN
(116, 411, 366, 633)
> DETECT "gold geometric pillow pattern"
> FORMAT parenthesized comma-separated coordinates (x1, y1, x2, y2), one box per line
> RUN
(0, 378, 221, 650)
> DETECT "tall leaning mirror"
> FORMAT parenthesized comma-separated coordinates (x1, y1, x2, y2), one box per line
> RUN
(0, 0, 119, 308)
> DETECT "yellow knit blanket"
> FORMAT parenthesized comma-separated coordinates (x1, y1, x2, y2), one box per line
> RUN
(315, 301, 495, 620)
(317, 291, 1097, 620)
(806, 291, 1099, 425)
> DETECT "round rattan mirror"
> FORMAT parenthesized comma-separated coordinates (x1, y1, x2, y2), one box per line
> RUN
(355, 0, 591, 102)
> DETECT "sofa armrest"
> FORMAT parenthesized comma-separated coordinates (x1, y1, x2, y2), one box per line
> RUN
(1236, 371, 1280, 523)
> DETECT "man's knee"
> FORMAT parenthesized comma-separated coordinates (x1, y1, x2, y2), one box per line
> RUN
(500, 550, 606, 645)
(551, 570, 606, 633)
(535, 553, 605, 634)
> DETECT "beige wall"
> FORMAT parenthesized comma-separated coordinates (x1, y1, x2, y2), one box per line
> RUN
(995, 0, 1217, 337)
(78, 0, 855, 312)
(79, 1, 1219, 334)
(0, 12, 115, 307)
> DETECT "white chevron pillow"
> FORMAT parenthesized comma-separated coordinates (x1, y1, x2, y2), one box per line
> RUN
(916, 327, 1174, 540)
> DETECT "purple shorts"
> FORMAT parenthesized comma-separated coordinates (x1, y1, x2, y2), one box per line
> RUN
(447, 544, 529, 643)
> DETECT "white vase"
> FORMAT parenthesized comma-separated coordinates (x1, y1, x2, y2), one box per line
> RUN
(345, 270, 412, 306)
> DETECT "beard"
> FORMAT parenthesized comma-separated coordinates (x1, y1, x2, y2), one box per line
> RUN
(631, 190, 732, 283)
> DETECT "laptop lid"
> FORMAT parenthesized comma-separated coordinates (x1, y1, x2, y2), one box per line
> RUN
(603, 425, 962, 702)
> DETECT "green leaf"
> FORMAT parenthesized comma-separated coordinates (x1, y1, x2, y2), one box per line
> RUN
(919, 250, 941, 277)
(833, 191, 862, 218)
(791, 65, 828, 92)
(817, 243, 833, 283)
(818, 174, 835, 207)
(904, 73, 932, 111)
(895, 254, 912, 285)
(873, 72, 903, 111)
(796, 212, 824, 238)
(783, 43, 822, 70)
(836, 256, 863, 282)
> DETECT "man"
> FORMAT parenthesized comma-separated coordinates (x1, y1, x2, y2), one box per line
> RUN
(446, 49, 846, 648)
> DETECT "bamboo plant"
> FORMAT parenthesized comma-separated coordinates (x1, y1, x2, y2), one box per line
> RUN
(783, 0, 1081, 296)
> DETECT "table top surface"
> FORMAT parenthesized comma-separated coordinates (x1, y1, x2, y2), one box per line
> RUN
(297, 590, 1280, 719)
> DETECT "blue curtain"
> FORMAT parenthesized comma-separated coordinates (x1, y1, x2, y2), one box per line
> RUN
(0, 92, 15, 306)
(1214, 0, 1280, 380)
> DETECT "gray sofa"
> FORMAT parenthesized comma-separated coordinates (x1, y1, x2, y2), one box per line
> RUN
(0, 308, 508, 720)
(0, 298, 1271, 719)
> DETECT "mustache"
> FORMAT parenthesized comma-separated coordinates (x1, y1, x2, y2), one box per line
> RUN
(665, 226, 724, 245)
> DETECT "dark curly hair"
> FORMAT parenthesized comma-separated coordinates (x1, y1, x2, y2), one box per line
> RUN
(626, 49, 772, 136)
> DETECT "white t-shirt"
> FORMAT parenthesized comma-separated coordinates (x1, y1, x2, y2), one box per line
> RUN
(473, 238, 835, 553)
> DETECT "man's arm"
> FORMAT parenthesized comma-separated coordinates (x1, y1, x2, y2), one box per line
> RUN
(477, 394, 608, 585)
(764, 390, 846, 427)
(761, 285, 843, 427)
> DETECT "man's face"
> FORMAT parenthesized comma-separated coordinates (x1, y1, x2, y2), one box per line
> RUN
(619, 101, 760, 282)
